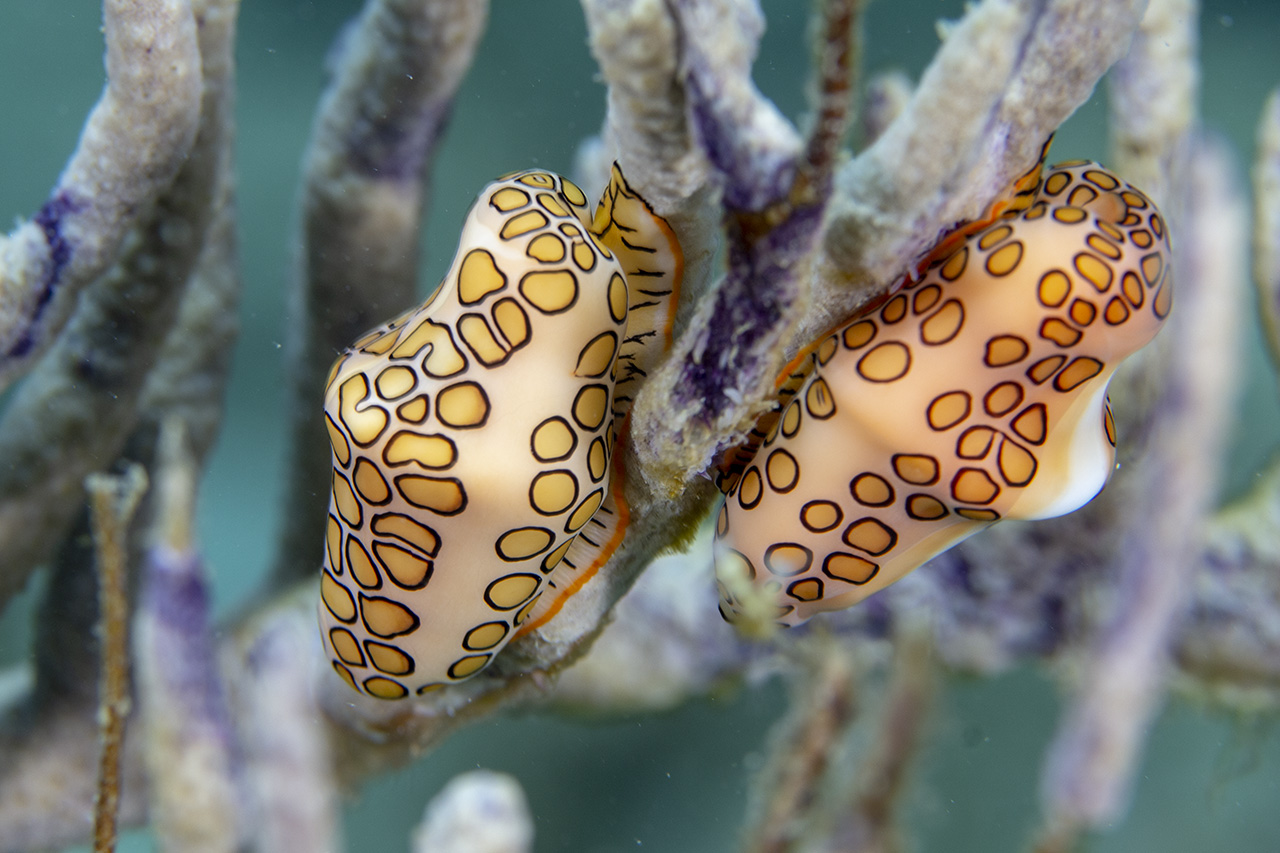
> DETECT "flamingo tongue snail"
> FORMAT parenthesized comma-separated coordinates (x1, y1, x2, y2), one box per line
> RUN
(713, 160, 1172, 626)
(317, 165, 681, 699)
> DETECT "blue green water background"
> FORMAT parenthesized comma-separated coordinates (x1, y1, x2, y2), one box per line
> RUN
(0, 1, 1278, 850)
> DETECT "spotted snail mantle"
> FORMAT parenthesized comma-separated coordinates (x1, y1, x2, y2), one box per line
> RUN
(318, 157, 1170, 699)
(715, 160, 1171, 625)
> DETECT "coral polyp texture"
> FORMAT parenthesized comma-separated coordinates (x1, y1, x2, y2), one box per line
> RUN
(319, 166, 680, 698)
(714, 160, 1171, 625)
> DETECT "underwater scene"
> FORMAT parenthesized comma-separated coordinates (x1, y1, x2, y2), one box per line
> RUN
(0, 0, 1278, 850)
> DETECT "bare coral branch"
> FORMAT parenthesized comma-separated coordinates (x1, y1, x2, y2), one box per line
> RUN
(743, 641, 859, 853)
(86, 463, 148, 853)
(806, 0, 1147, 345)
(1038, 131, 1245, 840)
(1256, 88, 1280, 367)
(135, 422, 240, 853)
(411, 771, 534, 853)
(237, 611, 341, 853)
(0, 0, 202, 387)
(272, 0, 491, 588)
(0, 0, 240, 610)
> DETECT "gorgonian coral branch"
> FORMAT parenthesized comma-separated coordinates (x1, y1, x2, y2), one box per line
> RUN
(0, 0, 239, 610)
(272, 0, 491, 589)
(0, 0, 201, 388)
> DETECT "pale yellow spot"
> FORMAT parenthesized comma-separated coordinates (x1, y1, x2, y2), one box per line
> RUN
(385, 431, 456, 469)
(330, 662, 356, 691)
(783, 578, 824, 596)
(500, 210, 549, 240)
(338, 374, 388, 446)
(997, 438, 1037, 486)
(920, 300, 964, 345)
(572, 241, 596, 271)
(881, 294, 908, 323)
(560, 179, 587, 207)
(940, 247, 968, 281)
(766, 449, 799, 492)
(575, 333, 617, 378)
(907, 494, 948, 520)
(436, 382, 489, 428)
(851, 473, 893, 507)
(458, 249, 507, 304)
(739, 469, 763, 508)
(517, 172, 555, 188)
(1074, 253, 1113, 292)
(893, 454, 938, 485)
(538, 192, 569, 217)
(927, 391, 971, 430)
(1040, 318, 1081, 348)
(1011, 404, 1047, 445)
(801, 501, 842, 532)
(520, 270, 578, 313)
(857, 342, 911, 382)
(951, 468, 1000, 504)
(607, 273, 628, 323)
(526, 233, 565, 263)
(448, 655, 491, 679)
(361, 595, 419, 637)
(492, 298, 530, 349)
(397, 396, 428, 424)
(912, 284, 941, 314)
(531, 471, 578, 515)
(1038, 270, 1072, 307)
(532, 418, 576, 462)
(328, 628, 363, 666)
(490, 187, 530, 211)
(572, 385, 608, 430)
(391, 319, 467, 377)
(371, 513, 441, 556)
(375, 365, 417, 400)
(1052, 206, 1087, 224)
(326, 516, 342, 572)
(1027, 355, 1066, 384)
(843, 518, 896, 556)
(587, 437, 607, 482)
(326, 414, 351, 467)
(363, 677, 407, 699)
(373, 541, 432, 588)
(496, 528, 553, 561)
(396, 476, 466, 515)
(985, 336, 1028, 367)
(1069, 299, 1096, 326)
(332, 471, 362, 527)
(346, 537, 380, 588)
(805, 377, 836, 418)
(822, 553, 878, 584)
(486, 573, 541, 608)
(457, 315, 508, 366)
(985, 241, 1024, 276)
(1087, 233, 1122, 260)
(957, 426, 996, 460)
(366, 642, 413, 675)
(566, 490, 604, 532)
(353, 457, 390, 504)
(542, 538, 574, 571)
(1053, 357, 1104, 392)
(781, 400, 801, 437)
(321, 571, 356, 622)
(842, 320, 876, 349)
(464, 622, 508, 651)
(978, 224, 1013, 249)
(983, 382, 1024, 417)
